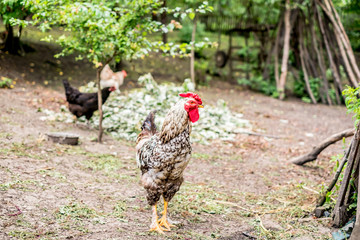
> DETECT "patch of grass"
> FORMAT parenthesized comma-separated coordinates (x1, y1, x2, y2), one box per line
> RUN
(0, 131, 13, 139)
(243, 181, 331, 240)
(82, 153, 124, 173)
(38, 169, 67, 181)
(8, 230, 38, 240)
(0, 142, 46, 160)
(54, 202, 98, 233)
(192, 152, 212, 160)
(0, 179, 39, 191)
(167, 230, 213, 240)
(112, 200, 128, 220)
(55, 202, 96, 221)
(170, 182, 230, 217)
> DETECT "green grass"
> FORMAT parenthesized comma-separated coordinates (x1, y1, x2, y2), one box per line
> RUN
(112, 200, 128, 220)
(170, 182, 230, 216)
(0, 179, 39, 191)
(82, 153, 124, 172)
(0, 142, 47, 160)
(55, 202, 97, 221)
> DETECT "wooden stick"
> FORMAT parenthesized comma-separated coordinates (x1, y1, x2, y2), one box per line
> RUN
(350, 160, 360, 239)
(291, 128, 355, 165)
(190, 17, 197, 86)
(299, 19, 317, 104)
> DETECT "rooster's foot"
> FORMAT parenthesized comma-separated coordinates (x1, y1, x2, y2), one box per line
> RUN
(158, 215, 175, 231)
(149, 221, 165, 234)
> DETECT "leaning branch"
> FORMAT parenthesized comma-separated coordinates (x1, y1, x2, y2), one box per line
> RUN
(291, 128, 355, 165)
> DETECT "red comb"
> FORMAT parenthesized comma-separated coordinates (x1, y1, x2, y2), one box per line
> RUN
(179, 92, 202, 105)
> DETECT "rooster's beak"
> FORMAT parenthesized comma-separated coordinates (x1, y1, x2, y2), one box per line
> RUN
(198, 105, 204, 108)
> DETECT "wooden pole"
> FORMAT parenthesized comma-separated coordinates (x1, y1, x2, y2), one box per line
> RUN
(299, 21, 317, 104)
(317, 1, 358, 87)
(274, 18, 283, 87)
(315, 4, 343, 97)
(97, 67, 104, 143)
(278, 0, 291, 100)
(96, 57, 114, 143)
(350, 169, 360, 239)
(190, 17, 197, 87)
(309, 3, 331, 104)
(327, 0, 360, 80)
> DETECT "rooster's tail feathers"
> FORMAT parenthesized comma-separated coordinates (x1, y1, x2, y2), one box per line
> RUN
(136, 110, 157, 156)
(141, 110, 157, 135)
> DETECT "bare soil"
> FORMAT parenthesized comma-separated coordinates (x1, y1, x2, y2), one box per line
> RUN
(0, 40, 355, 240)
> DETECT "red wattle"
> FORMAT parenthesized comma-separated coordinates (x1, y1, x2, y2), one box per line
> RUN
(188, 108, 199, 123)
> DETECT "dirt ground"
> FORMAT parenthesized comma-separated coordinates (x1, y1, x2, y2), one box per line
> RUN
(0, 39, 355, 240)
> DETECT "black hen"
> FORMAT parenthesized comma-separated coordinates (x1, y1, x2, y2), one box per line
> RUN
(62, 79, 114, 120)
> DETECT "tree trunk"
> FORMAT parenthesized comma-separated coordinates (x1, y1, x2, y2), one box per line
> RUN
(4, 24, 24, 55)
(161, 0, 167, 43)
(97, 68, 104, 143)
(278, 0, 291, 100)
(273, 21, 283, 86)
(190, 17, 197, 87)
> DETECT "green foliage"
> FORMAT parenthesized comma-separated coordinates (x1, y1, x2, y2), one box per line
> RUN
(0, 77, 13, 88)
(12, 0, 213, 67)
(212, 0, 282, 25)
(320, 153, 345, 206)
(334, 0, 360, 51)
(0, 0, 31, 25)
(343, 86, 360, 125)
(294, 74, 322, 104)
(178, 18, 206, 43)
(238, 75, 278, 98)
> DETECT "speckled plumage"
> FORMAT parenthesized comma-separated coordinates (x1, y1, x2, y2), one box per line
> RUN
(136, 100, 192, 205)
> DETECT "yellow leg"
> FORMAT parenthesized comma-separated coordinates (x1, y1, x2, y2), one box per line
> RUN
(149, 204, 165, 234)
(158, 200, 176, 231)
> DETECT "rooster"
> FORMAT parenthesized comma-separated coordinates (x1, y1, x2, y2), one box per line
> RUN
(100, 64, 127, 93)
(136, 92, 203, 233)
(63, 79, 115, 121)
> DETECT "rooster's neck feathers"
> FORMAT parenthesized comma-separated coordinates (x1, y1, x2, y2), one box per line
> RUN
(160, 100, 191, 143)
